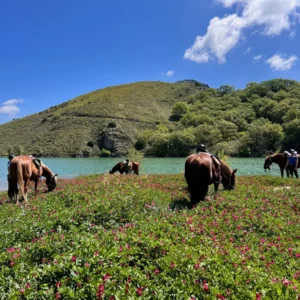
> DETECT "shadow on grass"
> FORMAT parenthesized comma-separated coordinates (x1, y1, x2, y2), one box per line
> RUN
(169, 197, 192, 210)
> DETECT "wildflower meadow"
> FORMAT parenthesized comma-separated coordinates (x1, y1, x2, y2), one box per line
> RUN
(0, 174, 299, 299)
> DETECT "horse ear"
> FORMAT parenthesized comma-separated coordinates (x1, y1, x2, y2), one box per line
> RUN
(233, 169, 237, 174)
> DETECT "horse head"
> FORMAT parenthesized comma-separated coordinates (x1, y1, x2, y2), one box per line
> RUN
(46, 173, 58, 191)
(221, 164, 237, 190)
(263, 156, 272, 171)
(41, 163, 58, 191)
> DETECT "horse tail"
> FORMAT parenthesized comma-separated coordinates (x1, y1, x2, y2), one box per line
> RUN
(132, 162, 139, 175)
(16, 158, 25, 203)
(185, 154, 211, 204)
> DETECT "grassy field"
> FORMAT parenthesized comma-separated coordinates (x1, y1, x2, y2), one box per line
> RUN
(0, 81, 200, 157)
(0, 174, 299, 299)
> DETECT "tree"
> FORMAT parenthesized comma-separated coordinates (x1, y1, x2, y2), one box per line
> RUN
(167, 131, 195, 157)
(135, 129, 154, 150)
(13, 145, 24, 156)
(149, 133, 170, 157)
(216, 120, 238, 141)
(171, 102, 189, 121)
(244, 118, 284, 156)
(283, 119, 300, 151)
(194, 124, 222, 148)
(217, 85, 235, 95)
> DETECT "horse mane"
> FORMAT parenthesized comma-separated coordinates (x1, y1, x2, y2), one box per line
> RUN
(41, 163, 55, 178)
(220, 160, 233, 177)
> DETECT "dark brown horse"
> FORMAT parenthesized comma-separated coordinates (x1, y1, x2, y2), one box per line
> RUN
(185, 153, 237, 205)
(109, 161, 139, 175)
(8, 156, 58, 204)
(263, 152, 300, 177)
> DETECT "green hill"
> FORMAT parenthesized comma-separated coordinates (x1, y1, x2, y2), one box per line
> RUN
(0, 81, 203, 157)
(1, 78, 300, 157)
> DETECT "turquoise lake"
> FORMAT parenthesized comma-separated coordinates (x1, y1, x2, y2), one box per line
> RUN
(0, 157, 280, 192)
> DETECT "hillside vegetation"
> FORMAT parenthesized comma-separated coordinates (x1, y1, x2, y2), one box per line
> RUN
(0, 81, 201, 157)
(1, 78, 300, 157)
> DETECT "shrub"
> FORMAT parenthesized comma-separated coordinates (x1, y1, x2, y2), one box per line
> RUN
(100, 148, 111, 157)
(171, 102, 189, 121)
(135, 130, 153, 150)
(127, 147, 144, 163)
(107, 120, 117, 128)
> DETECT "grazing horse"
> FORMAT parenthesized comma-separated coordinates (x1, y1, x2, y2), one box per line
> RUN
(263, 152, 300, 177)
(8, 156, 58, 204)
(185, 153, 237, 205)
(109, 161, 139, 175)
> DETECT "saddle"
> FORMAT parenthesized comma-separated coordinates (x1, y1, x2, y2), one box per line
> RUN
(33, 158, 42, 169)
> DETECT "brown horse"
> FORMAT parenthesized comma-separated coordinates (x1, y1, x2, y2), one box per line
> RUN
(109, 161, 139, 175)
(185, 153, 237, 205)
(8, 156, 58, 204)
(263, 152, 300, 177)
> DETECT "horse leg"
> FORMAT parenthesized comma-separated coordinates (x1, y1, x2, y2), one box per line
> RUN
(281, 168, 285, 178)
(23, 180, 29, 203)
(189, 184, 208, 205)
(214, 182, 220, 192)
(286, 168, 290, 178)
(34, 180, 39, 197)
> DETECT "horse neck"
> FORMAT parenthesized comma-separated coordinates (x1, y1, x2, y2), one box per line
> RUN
(112, 162, 123, 173)
(220, 161, 232, 182)
(270, 154, 284, 164)
(42, 164, 54, 179)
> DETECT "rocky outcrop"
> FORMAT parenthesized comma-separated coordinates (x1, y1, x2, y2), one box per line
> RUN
(97, 127, 133, 157)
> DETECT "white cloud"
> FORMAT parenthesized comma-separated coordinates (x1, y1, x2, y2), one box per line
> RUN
(166, 70, 175, 77)
(266, 54, 298, 71)
(184, 14, 245, 63)
(290, 30, 296, 38)
(162, 70, 175, 77)
(241, 0, 300, 36)
(185, 0, 300, 63)
(3, 99, 23, 106)
(253, 54, 263, 61)
(244, 47, 251, 54)
(0, 98, 23, 118)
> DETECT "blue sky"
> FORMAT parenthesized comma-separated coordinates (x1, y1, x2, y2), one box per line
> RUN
(1, 0, 300, 124)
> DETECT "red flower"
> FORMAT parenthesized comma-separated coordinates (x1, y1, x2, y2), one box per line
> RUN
(97, 284, 105, 299)
(71, 255, 77, 262)
(103, 273, 111, 282)
(136, 287, 143, 297)
(170, 262, 175, 268)
(203, 283, 209, 292)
